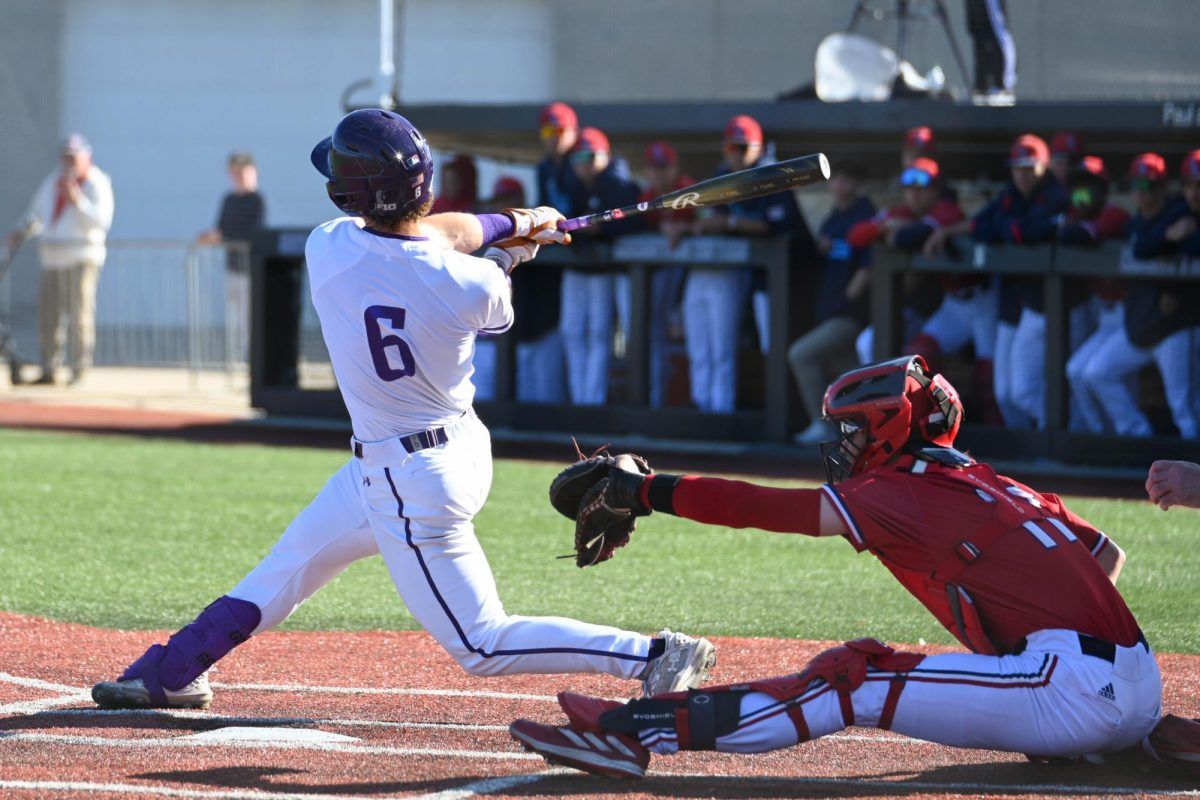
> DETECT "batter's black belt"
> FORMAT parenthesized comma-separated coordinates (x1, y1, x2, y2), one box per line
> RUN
(1077, 630, 1149, 663)
(353, 425, 448, 458)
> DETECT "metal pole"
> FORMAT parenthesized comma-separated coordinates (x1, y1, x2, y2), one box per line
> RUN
(379, 0, 401, 109)
(186, 245, 200, 390)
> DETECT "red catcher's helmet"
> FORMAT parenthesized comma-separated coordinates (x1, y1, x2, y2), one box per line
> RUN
(820, 355, 963, 483)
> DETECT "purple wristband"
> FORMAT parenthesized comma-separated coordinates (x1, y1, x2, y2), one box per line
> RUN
(478, 213, 516, 247)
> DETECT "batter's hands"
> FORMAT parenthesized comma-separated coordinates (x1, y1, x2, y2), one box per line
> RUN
(505, 207, 571, 245)
(1146, 460, 1200, 510)
(483, 239, 539, 274)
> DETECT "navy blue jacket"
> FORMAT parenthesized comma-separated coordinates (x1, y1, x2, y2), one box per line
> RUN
(536, 155, 577, 210)
(563, 156, 643, 241)
(1125, 197, 1200, 347)
(814, 195, 876, 324)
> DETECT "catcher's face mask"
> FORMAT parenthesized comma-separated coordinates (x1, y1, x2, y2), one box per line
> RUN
(820, 418, 868, 484)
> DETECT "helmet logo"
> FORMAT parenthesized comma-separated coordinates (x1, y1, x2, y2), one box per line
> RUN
(375, 190, 397, 211)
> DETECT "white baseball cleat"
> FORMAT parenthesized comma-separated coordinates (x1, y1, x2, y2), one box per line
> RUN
(640, 629, 716, 696)
(91, 673, 213, 710)
(510, 718, 649, 779)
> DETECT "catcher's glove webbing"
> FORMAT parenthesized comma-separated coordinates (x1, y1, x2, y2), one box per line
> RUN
(547, 443, 651, 568)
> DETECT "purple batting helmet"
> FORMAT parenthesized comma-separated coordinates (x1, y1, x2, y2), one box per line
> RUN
(310, 109, 433, 218)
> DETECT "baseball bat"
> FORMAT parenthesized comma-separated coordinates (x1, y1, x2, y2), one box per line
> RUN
(558, 152, 830, 233)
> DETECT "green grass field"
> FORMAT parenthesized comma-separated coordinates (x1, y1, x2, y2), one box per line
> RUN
(1, 427, 1197, 652)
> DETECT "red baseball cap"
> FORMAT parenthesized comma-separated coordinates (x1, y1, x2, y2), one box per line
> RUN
(644, 140, 678, 167)
(1129, 152, 1167, 182)
(572, 126, 610, 155)
(539, 102, 578, 131)
(904, 126, 936, 154)
(1008, 134, 1050, 167)
(724, 115, 763, 146)
(1050, 132, 1084, 162)
(1181, 149, 1200, 181)
(490, 176, 525, 200)
(1075, 155, 1109, 181)
(901, 157, 940, 186)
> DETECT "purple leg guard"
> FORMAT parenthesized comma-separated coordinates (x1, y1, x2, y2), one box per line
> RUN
(119, 595, 261, 705)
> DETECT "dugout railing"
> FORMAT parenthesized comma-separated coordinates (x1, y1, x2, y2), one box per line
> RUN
(871, 241, 1200, 465)
(250, 228, 1198, 465)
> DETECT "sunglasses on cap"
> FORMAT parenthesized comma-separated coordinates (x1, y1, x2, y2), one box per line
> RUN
(1130, 178, 1162, 192)
(724, 142, 751, 152)
(539, 124, 569, 140)
(900, 167, 934, 187)
(569, 150, 602, 164)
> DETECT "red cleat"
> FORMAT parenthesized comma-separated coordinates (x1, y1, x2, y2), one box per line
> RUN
(556, 691, 624, 732)
(509, 718, 649, 779)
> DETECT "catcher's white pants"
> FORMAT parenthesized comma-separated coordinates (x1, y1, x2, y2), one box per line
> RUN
(229, 410, 652, 678)
(644, 629, 1161, 759)
(560, 269, 613, 406)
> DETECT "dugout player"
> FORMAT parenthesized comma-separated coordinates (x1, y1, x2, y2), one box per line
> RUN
(560, 126, 642, 406)
(788, 159, 875, 444)
(90, 110, 715, 711)
(1049, 131, 1085, 187)
(925, 134, 1067, 429)
(509, 355, 1200, 779)
(1070, 153, 1200, 439)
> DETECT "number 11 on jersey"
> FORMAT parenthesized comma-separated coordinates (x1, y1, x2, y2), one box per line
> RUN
(364, 305, 416, 381)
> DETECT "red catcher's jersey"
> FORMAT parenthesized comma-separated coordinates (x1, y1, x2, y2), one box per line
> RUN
(823, 455, 1141, 654)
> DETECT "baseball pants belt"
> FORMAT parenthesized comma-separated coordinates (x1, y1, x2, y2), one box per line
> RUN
(351, 409, 475, 465)
(1077, 630, 1149, 663)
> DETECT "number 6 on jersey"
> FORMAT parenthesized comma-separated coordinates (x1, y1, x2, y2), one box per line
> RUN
(364, 305, 416, 381)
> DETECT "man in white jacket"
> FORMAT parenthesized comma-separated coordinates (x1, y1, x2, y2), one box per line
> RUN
(5, 133, 114, 385)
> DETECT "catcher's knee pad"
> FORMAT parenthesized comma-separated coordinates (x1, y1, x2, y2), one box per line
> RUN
(599, 689, 748, 751)
(121, 595, 260, 695)
(795, 638, 925, 730)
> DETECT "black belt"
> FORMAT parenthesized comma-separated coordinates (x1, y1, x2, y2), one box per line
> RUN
(352, 425, 450, 459)
(1077, 630, 1149, 663)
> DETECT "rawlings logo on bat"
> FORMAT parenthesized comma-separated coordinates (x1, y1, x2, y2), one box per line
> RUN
(669, 192, 701, 210)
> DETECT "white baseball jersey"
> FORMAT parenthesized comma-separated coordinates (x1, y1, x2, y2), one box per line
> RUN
(305, 217, 513, 441)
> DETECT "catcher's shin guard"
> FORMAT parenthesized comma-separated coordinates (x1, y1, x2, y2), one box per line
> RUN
(118, 596, 261, 705)
(599, 689, 749, 751)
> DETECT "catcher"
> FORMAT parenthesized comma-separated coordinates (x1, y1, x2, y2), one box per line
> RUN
(521, 355, 1200, 779)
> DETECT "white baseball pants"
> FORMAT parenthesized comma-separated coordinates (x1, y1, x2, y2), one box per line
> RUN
(1009, 303, 1095, 429)
(229, 410, 653, 679)
(1073, 324, 1200, 439)
(644, 630, 1161, 760)
(516, 330, 566, 404)
(921, 285, 999, 360)
(560, 269, 613, 406)
(1066, 303, 1128, 434)
(683, 268, 749, 413)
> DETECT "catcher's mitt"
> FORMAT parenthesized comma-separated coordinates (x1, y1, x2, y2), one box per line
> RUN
(548, 444, 651, 568)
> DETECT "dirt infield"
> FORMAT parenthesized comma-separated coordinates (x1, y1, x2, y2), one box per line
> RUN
(2, 612, 1199, 800)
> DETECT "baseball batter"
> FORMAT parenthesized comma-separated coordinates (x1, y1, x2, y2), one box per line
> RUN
(510, 355, 1195, 779)
(90, 110, 714, 710)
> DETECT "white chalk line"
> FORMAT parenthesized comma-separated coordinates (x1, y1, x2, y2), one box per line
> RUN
(209, 680, 555, 702)
(42, 707, 512, 732)
(0, 731, 541, 760)
(653, 770, 1200, 797)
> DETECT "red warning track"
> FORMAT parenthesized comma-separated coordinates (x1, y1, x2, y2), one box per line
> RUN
(1, 612, 1198, 800)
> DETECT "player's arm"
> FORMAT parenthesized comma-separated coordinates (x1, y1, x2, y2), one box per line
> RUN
(625, 473, 848, 538)
(1046, 489, 1126, 585)
(421, 208, 570, 254)
(1094, 538, 1126, 585)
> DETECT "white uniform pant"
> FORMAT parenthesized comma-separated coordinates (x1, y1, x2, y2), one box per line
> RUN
(1009, 304, 1095, 429)
(1071, 324, 1200, 439)
(644, 630, 1161, 760)
(560, 270, 613, 406)
(921, 285, 998, 361)
(516, 330, 566, 404)
(683, 268, 749, 413)
(1066, 303, 1129, 434)
(229, 411, 651, 678)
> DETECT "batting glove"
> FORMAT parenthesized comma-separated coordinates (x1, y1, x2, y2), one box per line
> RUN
(505, 207, 571, 245)
(484, 239, 540, 274)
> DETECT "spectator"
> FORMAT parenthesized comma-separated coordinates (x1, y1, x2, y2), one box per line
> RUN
(688, 114, 812, 413)
(966, 0, 1016, 105)
(637, 141, 694, 408)
(536, 102, 579, 211)
(1072, 153, 1200, 439)
(561, 127, 641, 405)
(431, 154, 478, 214)
(1146, 460, 1200, 510)
(926, 133, 1067, 428)
(1169, 148, 1200, 255)
(1048, 131, 1084, 187)
(197, 151, 265, 363)
(788, 159, 875, 444)
(901, 126, 936, 170)
(6, 133, 114, 386)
